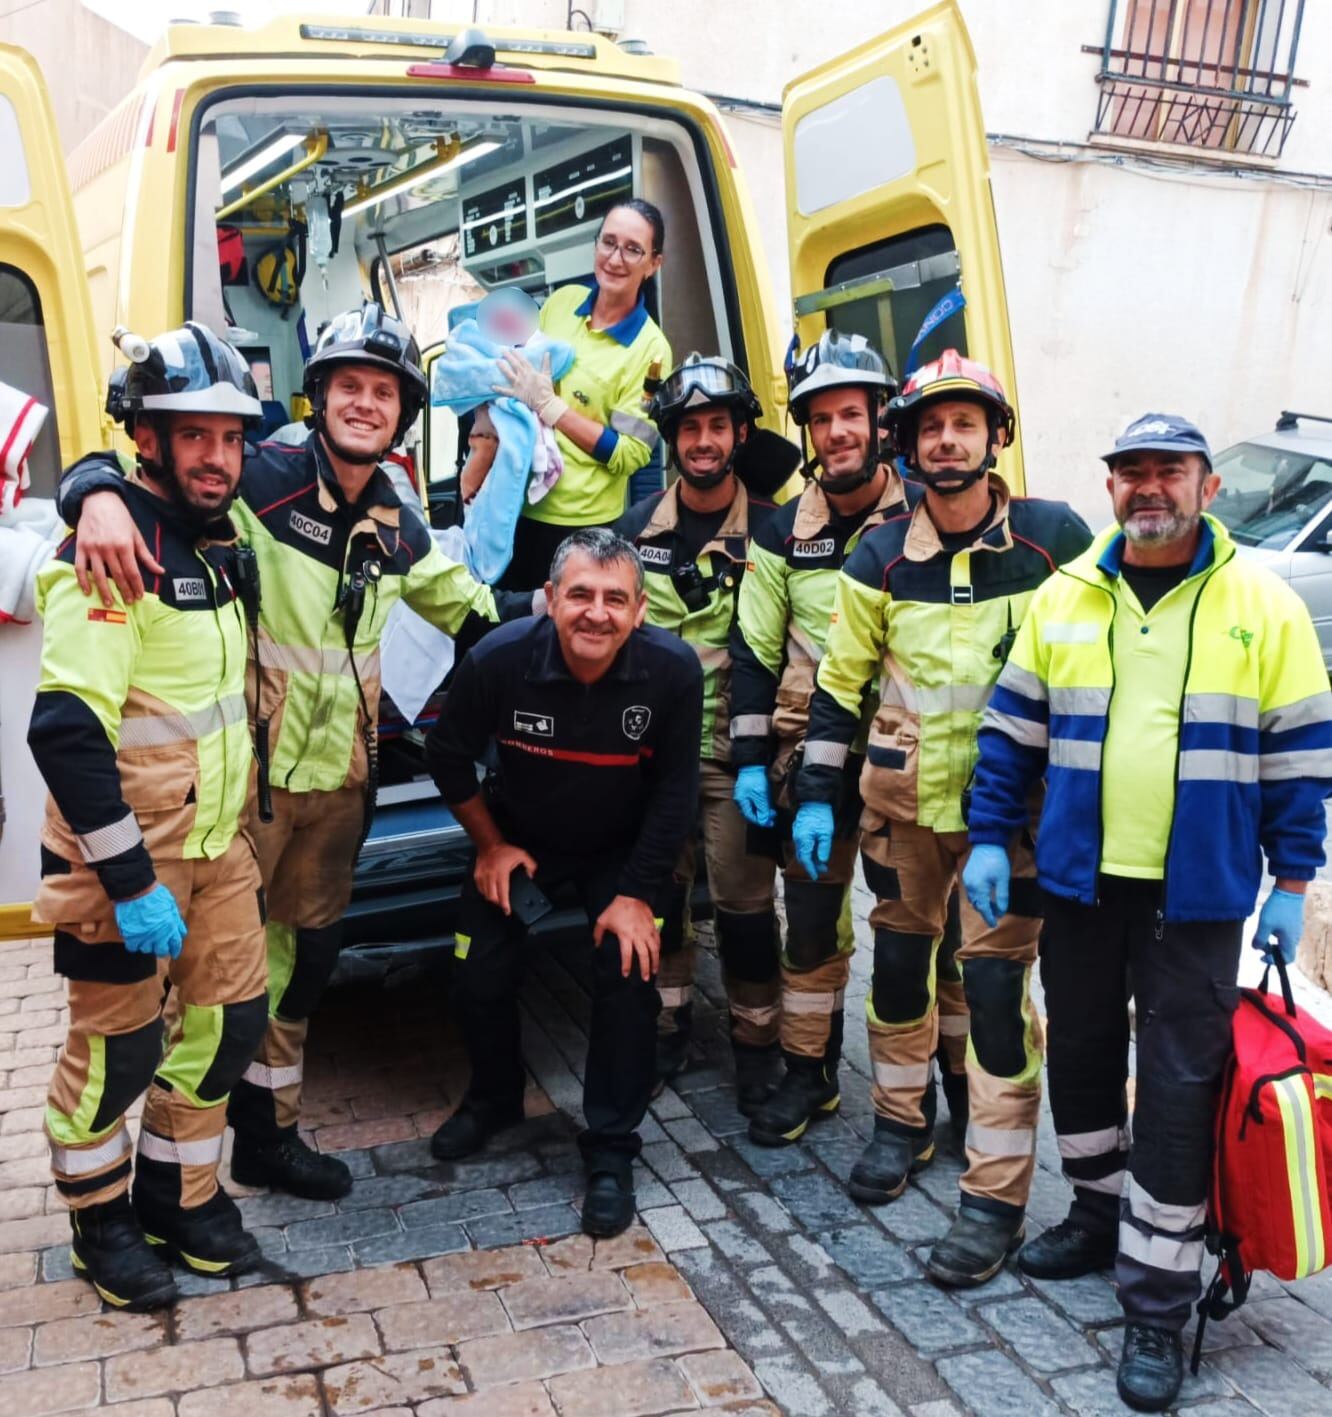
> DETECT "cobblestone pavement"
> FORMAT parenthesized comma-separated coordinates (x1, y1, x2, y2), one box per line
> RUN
(3, 871, 1332, 1415)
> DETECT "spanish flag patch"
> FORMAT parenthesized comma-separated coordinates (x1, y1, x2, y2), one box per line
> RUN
(88, 608, 127, 624)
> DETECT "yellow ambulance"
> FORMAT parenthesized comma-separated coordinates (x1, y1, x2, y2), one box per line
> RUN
(0, 1, 1018, 938)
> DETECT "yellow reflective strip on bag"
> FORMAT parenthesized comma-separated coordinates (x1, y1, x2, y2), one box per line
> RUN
(1272, 1076, 1325, 1277)
(1314, 1073, 1332, 1103)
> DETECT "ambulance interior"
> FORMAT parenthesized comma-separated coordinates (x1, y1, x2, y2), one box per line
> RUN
(187, 94, 739, 509)
(185, 91, 969, 507)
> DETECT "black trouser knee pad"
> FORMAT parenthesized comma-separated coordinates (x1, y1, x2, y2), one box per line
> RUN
(962, 956, 1029, 1078)
(871, 927, 935, 1024)
(275, 922, 344, 1021)
(716, 909, 779, 983)
(194, 994, 271, 1104)
(90, 1016, 166, 1133)
(783, 878, 843, 968)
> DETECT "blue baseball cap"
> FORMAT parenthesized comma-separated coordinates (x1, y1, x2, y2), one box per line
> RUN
(1101, 413, 1212, 469)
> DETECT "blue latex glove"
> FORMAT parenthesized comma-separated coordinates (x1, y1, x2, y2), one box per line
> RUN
(114, 884, 187, 960)
(734, 765, 776, 828)
(1253, 886, 1305, 965)
(963, 844, 1011, 929)
(792, 802, 834, 880)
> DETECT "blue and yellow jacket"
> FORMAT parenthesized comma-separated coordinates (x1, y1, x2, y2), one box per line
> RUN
(969, 515, 1332, 922)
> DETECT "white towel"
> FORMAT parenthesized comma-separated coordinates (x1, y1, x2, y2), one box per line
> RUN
(0, 380, 49, 515)
(0, 523, 58, 624)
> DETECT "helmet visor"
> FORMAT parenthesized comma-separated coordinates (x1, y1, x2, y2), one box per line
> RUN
(818, 333, 887, 373)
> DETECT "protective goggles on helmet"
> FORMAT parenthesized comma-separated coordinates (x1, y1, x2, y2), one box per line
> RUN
(650, 354, 762, 435)
(315, 304, 411, 363)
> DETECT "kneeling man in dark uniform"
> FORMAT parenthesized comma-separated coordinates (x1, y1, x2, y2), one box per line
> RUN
(425, 528, 703, 1235)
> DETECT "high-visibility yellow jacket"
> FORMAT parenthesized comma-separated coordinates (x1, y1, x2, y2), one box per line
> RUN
(58, 434, 520, 796)
(529, 281, 671, 528)
(969, 515, 1332, 922)
(799, 478, 1091, 832)
(615, 480, 777, 762)
(29, 476, 250, 904)
(729, 472, 912, 777)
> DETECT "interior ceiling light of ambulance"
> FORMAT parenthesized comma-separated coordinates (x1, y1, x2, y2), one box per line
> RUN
(214, 112, 504, 221)
(342, 136, 502, 217)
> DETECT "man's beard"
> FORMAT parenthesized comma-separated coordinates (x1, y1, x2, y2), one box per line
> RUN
(144, 461, 236, 527)
(1122, 501, 1196, 545)
(817, 448, 873, 494)
(678, 454, 733, 490)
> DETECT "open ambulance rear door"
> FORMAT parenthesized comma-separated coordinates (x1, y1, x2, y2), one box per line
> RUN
(0, 43, 107, 939)
(782, 0, 1024, 488)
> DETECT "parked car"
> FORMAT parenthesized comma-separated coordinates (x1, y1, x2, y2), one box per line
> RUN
(1210, 412, 1332, 673)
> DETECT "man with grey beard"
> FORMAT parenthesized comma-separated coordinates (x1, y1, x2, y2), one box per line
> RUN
(962, 414, 1332, 1411)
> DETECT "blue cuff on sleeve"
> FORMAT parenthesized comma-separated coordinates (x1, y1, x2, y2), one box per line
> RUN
(591, 426, 620, 465)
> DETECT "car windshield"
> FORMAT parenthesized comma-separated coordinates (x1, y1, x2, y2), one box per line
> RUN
(1210, 440, 1332, 548)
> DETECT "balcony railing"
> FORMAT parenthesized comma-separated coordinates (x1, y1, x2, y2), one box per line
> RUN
(1092, 0, 1306, 158)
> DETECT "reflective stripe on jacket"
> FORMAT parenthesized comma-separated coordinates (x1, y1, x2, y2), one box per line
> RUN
(968, 514, 1332, 922)
(798, 478, 1092, 831)
(729, 471, 913, 770)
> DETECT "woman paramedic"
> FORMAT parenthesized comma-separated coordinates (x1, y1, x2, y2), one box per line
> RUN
(494, 198, 671, 589)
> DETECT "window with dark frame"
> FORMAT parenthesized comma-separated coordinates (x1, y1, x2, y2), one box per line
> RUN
(1092, 0, 1307, 158)
(0, 264, 61, 500)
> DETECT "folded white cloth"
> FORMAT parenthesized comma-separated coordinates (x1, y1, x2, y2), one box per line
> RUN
(0, 522, 58, 624)
(0, 380, 49, 516)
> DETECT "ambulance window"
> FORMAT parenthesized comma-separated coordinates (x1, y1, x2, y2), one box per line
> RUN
(0, 265, 60, 499)
(0, 97, 31, 207)
(824, 226, 966, 381)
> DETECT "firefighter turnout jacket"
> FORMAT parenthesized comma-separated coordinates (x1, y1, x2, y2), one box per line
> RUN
(615, 480, 776, 762)
(58, 434, 518, 795)
(730, 471, 914, 779)
(30, 474, 250, 906)
(799, 478, 1092, 828)
(970, 514, 1332, 922)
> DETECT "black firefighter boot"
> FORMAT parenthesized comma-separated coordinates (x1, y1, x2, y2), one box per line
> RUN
(732, 1040, 781, 1118)
(849, 1082, 937, 1204)
(134, 1162, 260, 1279)
(926, 1200, 1026, 1288)
(748, 1052, 840, 1146)
(69, 1194, 178, 1312)
(231, 1124, 353, 1200)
